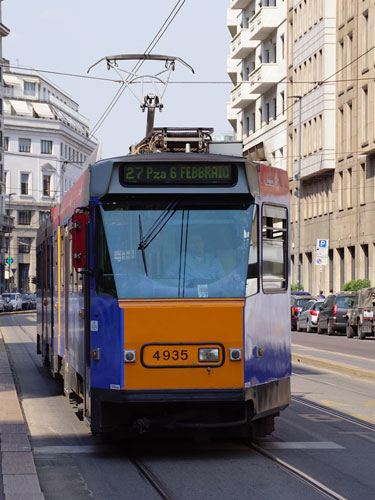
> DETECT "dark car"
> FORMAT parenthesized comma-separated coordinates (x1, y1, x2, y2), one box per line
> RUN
(20, 293, 30, 310)
(291, 293, 314, 330)
(29, 294, 37, 310)
(317, 293, 357, 335)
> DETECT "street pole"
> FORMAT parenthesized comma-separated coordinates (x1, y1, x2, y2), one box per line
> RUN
(296, 96, 302, 291)
(290, 96, 302, 290)
(7, 193, 16, 292)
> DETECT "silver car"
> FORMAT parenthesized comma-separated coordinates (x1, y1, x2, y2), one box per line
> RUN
(297, 300, 324, 333)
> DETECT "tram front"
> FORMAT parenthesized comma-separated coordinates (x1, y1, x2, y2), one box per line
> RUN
(88, 152, 286, 435)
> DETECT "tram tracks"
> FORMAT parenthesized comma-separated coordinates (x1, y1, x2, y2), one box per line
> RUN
(130, 457, 177, 500)
(250, 442, 349, 500)
(291, 396, 375, 431)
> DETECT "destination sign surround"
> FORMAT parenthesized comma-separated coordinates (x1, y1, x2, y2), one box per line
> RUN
(119, 163, 237, 186)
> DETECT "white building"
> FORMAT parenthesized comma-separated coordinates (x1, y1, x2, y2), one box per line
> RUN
(3, 64, 97, 292)
(227, 0, 287, 170)
(0, 0, 10, 289)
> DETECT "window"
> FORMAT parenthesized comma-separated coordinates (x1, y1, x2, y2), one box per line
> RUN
(361, 244, 369, 280)
(348, 246, 355, 280)
(362, 86, 368, 143)
(4, 171, 7, 192)
(18, 237, 32, 254)
(18, 210, 32, 225)
(39, 211, 50, 225)
(262, 204, 288, 291)
(246, 206, 258, 296)
(19, 138, 31, 153)
(24, 81, 36, 96)
(4, 136, 9, 151)
(21, 173, 29, 195)
(41, 140, 52, 154)
(43, 175, 51, 196)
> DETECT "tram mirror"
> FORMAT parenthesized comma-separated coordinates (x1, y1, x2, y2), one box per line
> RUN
(72, 211, 90, 271)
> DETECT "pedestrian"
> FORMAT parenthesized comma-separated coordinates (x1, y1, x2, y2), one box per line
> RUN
(318, 289, 325, 299)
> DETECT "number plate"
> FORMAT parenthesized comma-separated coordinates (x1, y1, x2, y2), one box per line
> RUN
(141, 344, 223, 368)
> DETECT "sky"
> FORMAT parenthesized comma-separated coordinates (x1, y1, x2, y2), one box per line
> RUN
(3, 0, 233, 158)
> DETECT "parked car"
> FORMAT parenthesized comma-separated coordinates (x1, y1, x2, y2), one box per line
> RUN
(317, 292, 356, 335)
(20, 293, 31, 310)
(0, 294, 4, 312)
(346, 287, 375, 340)
(291, 293, 314, 330)
(29, 294, 37, 310)
(3, 296, 13, 312)
(297, 299, 324, 333)
(2, 292, 22, 311)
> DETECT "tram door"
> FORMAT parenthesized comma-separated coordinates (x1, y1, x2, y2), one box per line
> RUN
(53, 230, 59, 361)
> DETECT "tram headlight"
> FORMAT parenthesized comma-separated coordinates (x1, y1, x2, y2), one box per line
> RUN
(198, 348, 220, 362)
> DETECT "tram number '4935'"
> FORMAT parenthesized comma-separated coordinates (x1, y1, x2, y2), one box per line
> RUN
(152, 349, 189, 361)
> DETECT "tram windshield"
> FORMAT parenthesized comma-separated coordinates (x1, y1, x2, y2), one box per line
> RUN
(97, 195, 255, 299)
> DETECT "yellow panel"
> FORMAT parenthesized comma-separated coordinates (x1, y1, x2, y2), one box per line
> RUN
(119, 299, 244, 390)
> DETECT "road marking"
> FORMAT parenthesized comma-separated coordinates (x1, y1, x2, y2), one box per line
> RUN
(261, 441, 344, 450)
(33, 445, 111, 455)
(321, 400, 351, 408)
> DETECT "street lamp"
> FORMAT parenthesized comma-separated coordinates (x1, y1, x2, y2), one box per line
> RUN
(7, 192, 16, 292)
(289, 96, 302, 291)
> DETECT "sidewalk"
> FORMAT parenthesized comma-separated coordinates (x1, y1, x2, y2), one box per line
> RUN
(292, 343, 375, 381)
(0, 330, 45, 500)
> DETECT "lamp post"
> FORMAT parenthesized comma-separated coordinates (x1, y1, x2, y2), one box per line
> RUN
(289, 96, 302, 290)
(7, 192, 16, 292)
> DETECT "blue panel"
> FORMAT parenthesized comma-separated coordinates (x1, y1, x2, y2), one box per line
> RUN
(244, 291, 291, 386)
(90, 294, 124, 389)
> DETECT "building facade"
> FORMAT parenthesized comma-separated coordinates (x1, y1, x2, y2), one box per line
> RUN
(227, 0, 288, 171)
(3, 66, 97, 292)
(0, 0, 10, 290)
(288, 0, 375, 294)
(287, 0, 337, 293)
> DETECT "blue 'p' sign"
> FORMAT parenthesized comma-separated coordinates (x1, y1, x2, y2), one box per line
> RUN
(318, 239, 327, 248)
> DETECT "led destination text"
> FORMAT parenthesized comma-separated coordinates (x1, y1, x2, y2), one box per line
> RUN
(120, 164, 235, 186)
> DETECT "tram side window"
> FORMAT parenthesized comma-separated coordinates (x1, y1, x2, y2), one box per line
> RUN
(95, 207, 116, 297)
(262, 204, 287, 292)
(246, 205, 259, 296)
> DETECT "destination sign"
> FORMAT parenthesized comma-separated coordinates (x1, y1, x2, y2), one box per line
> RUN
(119, 163, 236, 186)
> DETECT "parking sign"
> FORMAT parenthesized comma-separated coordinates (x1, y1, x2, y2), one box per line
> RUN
(316, 239, 329, 258)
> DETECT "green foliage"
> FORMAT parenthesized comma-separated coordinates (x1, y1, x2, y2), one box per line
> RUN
(291, 283, 304, 291)
(342, 279, 371, 291)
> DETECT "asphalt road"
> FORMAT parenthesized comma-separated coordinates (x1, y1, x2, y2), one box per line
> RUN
(292, 330, 375, 359)
(1, 313, 374, 500)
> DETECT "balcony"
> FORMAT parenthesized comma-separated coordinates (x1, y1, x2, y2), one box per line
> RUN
(230, 82, 260, 109)
(248, 6, 282, 41)
(227, 8, 241, 38)
(231, 29, 258, 59)
(231, 0, 250, 8)
(227, 57, 240, 84)
(226, 103, 240, 129)
(247, 63, 283, 94)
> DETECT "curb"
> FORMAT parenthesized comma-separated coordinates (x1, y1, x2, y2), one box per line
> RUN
(292, 352, 375, 381)
(0, 330, 45, 500)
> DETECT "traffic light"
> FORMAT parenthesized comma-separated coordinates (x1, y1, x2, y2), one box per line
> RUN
(32, 276, 37, 284)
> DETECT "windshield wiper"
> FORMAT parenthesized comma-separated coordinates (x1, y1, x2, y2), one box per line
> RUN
(138, 200, 179, 275)
(138, 215, 149, 276)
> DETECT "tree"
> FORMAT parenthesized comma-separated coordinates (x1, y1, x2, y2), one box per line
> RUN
(342, 279, 371, 291)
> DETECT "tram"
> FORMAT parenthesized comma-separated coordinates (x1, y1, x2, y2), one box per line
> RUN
(36, 127, 290, 437)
